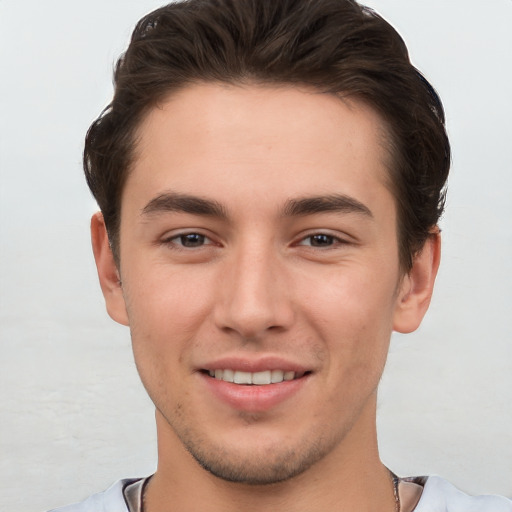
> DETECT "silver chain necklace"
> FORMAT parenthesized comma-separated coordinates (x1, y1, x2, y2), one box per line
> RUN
(392, 475, 402, 512)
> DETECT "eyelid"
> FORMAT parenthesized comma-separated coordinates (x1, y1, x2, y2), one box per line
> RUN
(294, 230, 352, 247)
(160, 229, 218, 248)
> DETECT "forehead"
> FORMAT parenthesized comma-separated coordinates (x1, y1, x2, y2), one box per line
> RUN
(125, 83, 393, 215)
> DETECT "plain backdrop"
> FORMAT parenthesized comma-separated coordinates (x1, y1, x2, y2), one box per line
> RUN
(0, 1, 511, 510)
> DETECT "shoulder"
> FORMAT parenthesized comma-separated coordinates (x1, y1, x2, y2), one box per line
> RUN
(414, 476, 512, 512)
(47, 479, 140, 512)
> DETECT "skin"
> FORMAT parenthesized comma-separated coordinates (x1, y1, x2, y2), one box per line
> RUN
(92, 83, 439, 512)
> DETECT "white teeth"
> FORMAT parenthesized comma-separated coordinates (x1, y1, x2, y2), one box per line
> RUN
(222, 369, 234, 383)
(233, 371, 252, 384)
(252, 370, 272, 385)
(208, 369, 298, 385)
(271, 370, 284, 383)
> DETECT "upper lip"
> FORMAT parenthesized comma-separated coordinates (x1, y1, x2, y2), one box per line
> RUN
(199, 355, 312, 374)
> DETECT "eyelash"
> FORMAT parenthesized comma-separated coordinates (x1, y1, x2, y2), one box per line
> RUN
(161, 231, 348, 250)
(162, 232, 215, 249)
(296, 233, 348, 248)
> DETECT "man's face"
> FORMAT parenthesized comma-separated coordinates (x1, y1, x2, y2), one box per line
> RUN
(105, 83, 421, 483)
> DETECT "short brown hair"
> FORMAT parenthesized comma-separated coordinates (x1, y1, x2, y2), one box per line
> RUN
(84, 0, 450, 270)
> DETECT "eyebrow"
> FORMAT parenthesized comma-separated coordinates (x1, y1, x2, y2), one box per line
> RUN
(141, 192, 228, 219)
(140, 192, 372, 221)
(282, 194, 373, 218)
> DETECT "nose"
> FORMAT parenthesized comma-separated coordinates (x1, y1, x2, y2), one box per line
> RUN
(214, 242, 294, 340)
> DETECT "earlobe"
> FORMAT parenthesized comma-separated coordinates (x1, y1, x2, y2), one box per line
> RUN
(91, 212, 129, 326)
(393, 230, 441, 334)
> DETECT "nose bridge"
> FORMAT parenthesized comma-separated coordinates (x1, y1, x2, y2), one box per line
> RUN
(216, 236, 292, 337)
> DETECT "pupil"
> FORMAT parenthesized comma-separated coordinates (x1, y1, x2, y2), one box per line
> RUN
(181, 233, 205, 247)
(311, 234, 333, 246)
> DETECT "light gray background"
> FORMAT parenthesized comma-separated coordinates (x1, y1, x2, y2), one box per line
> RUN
(0, 1, 511, 510)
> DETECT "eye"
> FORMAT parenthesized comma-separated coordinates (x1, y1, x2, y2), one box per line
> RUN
(299, 233, 339, 247)
(164, 232, 212, 248)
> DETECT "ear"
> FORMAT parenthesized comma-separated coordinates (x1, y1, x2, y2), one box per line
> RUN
(91, 212, 129, 326)
(393, 230, 441, 334)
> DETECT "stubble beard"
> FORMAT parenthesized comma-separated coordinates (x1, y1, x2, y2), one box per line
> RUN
(160, 404, 350, 486)
(186, 433, 328, 485)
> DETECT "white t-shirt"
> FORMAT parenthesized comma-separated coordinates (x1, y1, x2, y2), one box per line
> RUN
(48, 476, 512, 512)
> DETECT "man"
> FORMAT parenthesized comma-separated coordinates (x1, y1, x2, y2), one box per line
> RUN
(51, 0, 511, 511)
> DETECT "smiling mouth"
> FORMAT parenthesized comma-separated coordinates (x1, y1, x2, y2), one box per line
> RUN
(204, 369, 309, 385)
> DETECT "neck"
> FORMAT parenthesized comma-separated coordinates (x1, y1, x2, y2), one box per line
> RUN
(146, 395, 397, 512)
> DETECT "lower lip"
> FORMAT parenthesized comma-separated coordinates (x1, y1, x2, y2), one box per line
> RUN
(201, 373, 310, 413)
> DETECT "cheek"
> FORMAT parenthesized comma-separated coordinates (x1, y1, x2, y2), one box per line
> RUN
(124, 269, 211, 409)
(122, 263, 215, 340)
(307, 283, 394, 417)
(121, 265, 217, 398)
(303, 264, 398, 329)
(299, 263, 398, 369)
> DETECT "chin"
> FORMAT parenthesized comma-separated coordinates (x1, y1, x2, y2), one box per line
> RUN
(190, 446, 323, 485)
(175, 425, 341, 485)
